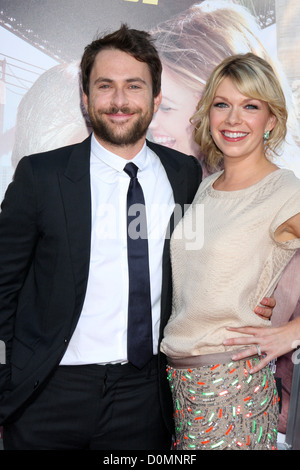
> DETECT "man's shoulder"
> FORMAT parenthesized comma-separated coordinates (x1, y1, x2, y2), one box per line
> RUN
(146, 140, 202, 196)
(18, 136, 91, 170)
(146, 139, 201, 171)
(146, 139, 192, 160)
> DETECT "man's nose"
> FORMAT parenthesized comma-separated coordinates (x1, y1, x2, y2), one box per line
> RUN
(111, 88, 129, 108)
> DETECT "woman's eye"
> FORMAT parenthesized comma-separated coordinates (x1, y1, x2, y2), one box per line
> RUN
(160, 105, 173, 112)
(245, 104, 258, 109)
(214, 102, 228, 108)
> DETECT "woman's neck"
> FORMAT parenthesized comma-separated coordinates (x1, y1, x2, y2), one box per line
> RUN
(213, 156, 278, 191)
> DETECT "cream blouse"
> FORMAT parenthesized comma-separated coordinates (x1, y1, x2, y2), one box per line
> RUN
(161, 169, 300, 358)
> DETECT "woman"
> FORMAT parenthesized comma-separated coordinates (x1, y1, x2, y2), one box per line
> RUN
(150, 0, 300, 178)
(151, 1, 300, 439)
(160, 53, 300, 450)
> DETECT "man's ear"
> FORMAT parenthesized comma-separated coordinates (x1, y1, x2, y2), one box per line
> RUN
(82, 92, 89, 111)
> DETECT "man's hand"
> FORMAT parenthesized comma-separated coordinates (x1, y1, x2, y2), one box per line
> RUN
(254, 296, 276, 320)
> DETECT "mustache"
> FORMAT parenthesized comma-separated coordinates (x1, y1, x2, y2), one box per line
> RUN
(101, 107, 135, 114)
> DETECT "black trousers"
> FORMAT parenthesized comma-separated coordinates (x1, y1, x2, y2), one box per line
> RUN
(3, 356, 171, 450)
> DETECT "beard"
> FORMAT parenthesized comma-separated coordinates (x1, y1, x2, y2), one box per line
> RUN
(87, 104, 154, 146)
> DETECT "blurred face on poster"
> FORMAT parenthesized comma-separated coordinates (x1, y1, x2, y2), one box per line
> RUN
(149, 67, 202, 156)
(83, 48, 161, 153)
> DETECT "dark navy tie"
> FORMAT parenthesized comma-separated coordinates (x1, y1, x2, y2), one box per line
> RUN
(124, 162, 153, 369)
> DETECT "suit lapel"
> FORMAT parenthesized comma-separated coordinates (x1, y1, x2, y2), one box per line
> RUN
(58, 136, 92, 324)
(147, 141, 187, 208)
(146, 140, 190, 238)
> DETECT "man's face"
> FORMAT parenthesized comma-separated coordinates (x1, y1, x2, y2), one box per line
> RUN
(83, 48, 161, 152)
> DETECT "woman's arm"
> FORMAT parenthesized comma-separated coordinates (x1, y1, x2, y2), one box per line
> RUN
(274, 212, 300, 242)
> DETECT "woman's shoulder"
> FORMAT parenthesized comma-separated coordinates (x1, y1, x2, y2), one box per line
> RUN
(274, 168, 300, 191)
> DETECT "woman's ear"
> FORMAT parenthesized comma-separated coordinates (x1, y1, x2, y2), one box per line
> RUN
(268, 113, 277, 132)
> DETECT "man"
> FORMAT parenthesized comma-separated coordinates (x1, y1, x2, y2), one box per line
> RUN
(0, 25, 274, 450)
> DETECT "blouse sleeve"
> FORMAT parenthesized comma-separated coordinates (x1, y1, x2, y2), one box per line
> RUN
(270, 187, 300, 250)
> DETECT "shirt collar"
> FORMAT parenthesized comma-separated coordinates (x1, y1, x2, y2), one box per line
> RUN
(91, 133, 148, 173)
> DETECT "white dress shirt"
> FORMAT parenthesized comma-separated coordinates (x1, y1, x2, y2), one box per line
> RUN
(61, 134, 175, 365)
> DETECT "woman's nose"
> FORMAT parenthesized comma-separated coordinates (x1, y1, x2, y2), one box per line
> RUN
(149, 108, 162, 130)
(149, 111, 158, 131)
(225, 107, 242, 125)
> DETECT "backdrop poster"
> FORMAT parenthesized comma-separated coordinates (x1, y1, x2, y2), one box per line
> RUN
(0, 0, 300, 442)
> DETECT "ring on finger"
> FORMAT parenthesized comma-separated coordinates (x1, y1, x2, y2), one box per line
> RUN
(256, 345, 262, 356)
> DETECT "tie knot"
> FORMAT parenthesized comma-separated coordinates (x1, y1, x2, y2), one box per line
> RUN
(124, 162, 139, 179)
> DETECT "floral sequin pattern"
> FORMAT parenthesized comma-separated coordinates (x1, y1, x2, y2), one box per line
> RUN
(167, 358, 279, 450)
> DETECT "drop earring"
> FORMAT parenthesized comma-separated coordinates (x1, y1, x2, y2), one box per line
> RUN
(264, 130, 270, 140)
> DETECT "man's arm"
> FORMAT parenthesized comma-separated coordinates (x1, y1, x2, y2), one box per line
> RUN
(254, 296, 276, 320)
(0, 156, 38, 376)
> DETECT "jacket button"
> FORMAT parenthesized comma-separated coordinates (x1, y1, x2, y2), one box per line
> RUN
(34, 380, 39, 389)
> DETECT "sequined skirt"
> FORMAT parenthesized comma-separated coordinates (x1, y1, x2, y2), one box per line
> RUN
(167, 355, 279, 450)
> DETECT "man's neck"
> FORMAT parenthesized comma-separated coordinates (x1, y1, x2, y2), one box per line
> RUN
(93, 134, 146, 160)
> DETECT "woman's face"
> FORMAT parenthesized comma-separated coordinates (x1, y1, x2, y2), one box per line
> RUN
(149, 66, 201, 156)
(209, 77, 276, 163)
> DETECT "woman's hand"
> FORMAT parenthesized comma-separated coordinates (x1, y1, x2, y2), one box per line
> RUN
(223, 317, 300, 373)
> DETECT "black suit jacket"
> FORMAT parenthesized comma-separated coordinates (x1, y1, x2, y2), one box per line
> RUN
(0, 136, 202, 429)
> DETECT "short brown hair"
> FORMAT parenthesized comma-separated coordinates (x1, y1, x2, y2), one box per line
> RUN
(80, 24, 162, 98)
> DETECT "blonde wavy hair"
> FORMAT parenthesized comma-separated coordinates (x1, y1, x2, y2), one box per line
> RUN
(192, 53, 288, 169)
